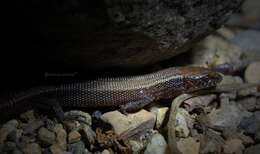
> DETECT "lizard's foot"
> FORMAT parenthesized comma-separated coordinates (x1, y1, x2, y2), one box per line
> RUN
(119, 96, 155, 115)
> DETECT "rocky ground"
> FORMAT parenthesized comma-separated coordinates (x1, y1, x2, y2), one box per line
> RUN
(1, 0, 260, 154)
(0, 62, 259, 154)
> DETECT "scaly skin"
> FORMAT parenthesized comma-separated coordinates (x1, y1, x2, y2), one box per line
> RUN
(1, 67, 222, 113)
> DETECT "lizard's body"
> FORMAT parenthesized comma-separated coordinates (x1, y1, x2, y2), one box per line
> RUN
(1, 67, 222, 113)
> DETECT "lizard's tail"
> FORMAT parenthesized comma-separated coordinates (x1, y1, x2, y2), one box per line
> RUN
(0, 86, 57, 121)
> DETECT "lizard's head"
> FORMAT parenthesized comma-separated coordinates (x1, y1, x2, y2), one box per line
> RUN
(178, 67, 222, 92)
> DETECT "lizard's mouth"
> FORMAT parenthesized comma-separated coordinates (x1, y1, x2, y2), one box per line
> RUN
(185, 71, 222, 92)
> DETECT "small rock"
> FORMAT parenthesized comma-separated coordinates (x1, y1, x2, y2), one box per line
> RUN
(256, 98, 260, 110)
(13, 149, 23, 154)
(175, 108, 193, 138)
(7, 129, 22, 142)
(53, 124, 67, 151)
(244, 144, 260, 154)
(223, 139, 244, 154)
(0, 120, 19, 144)
(50, 144, 64, 154)
(101, 110, 156, 139)
(23, 120, 44, 135)
(200, 140, 219, 154)
(238, 133, 255, 146)
(101, 149, 110, 154)
(238, 86, 259, 97)
(191, 35, 244, 69)
(220, 75, 244, 85)
(129, 140, 145, 154)
(19, 135, 36, 145)
(223, 130, 255, 146)
(82, 125, 96, 144)
(63, 120, 81, 132)
(68, 141, 85, 154)
(237, 97, 257, 111)
(231, 30, 260, 64)
(239, 111, 260, 135)
(245, 61, 260, 83)
(200, 130, 224, 154)
(4, 141, 17, 152)
(208, 101, 251, 129)
(65, 111, 92, 126)
(144, 133, 167, 154)
(20, 110, 36, 122)
(177, 137, 200, 154)
(22, 143, 42, 154)
(68, 131, 81, 144)
(149, 106, 169, 129)
(84, 148, 92, 154)
(38, 127, 56, 145)
(220, 92, 237, 100)
(184, 94, 217, 112)
(255, 131, 260, 142)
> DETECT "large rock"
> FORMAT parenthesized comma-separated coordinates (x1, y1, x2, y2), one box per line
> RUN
(11, 0, 244, 70)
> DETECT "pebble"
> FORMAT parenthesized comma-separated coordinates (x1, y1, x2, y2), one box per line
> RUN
(144, 133, 167, 154)
(184, 94, 217, 112)
(238, 86, 259, 97)
(50, 144, 64, 154)
(238, 133, 255, 146)
(223, 130, 255, 146)
(68, 131, 81, 144)
(23, 119, 44, 135)
(245, 61, 260, 83)
(220, 92, 237, 100)
(177, 137, 200, 154)
(149, 106, 169, 129)
(244, 144, 260, 154)
(223, 139, 244, 154)
(82, 125, 96, 144)
(242, 0, 260, 21)
(13, 149, 23, 154)
(200, 141, 219, 154)
(200, 130, 224, 154)
(175, 108, 193, 138)
(22, 143, 42, 154)
(7, 128, 22, 142)
(65, 111, 92, 126)
(256, 98, 260, 110)
(207, 101, 251, 129)
(0, 120, 19, 144)
(101, 149, 110, 154)
(4, 141, 17, 152)
(84, 148, 92, 154)
(53, 124, 67, 151)
(101, 109, 156, 139)
(191, 35, 244, 69)
(68, 141, 85, 154)
(63, 120, 81, 132)
(239, 111, 260, 135)
(38, 127, 56, 145)
(220, 75, 244, 85)
(20, 110, 36, 122)
(237, 97, 257, 111)
(231, 30, 260, 64)
(255, 131, 260, 142)
(129, 140, 145, 154)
